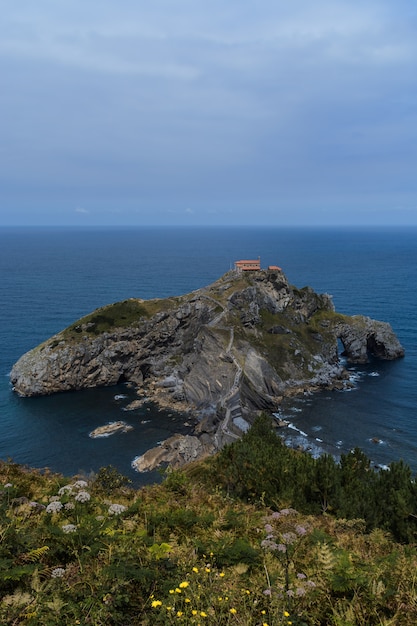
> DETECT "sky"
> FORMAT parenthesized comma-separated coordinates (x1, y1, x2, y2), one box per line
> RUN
(1, 1, 417, 227)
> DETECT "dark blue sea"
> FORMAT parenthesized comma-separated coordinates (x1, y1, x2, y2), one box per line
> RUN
(0, 226, 416, 484)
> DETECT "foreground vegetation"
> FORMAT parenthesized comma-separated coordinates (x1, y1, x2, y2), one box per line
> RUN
(2, 417, 417, 625)
(210, 415, 417, 544)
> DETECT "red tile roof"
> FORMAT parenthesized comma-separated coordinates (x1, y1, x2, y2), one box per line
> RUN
(234, 259, 261, 270)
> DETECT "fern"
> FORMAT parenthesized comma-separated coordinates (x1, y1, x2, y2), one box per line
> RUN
(19, 546, 49, 564)
(316, 542, 336, 572)
(331, 599, 357, 626)
(371, 579, 386, 598)
(22, 611, 38, 620)
(1, 564, 35, 582)
(46, 596, 67, 613)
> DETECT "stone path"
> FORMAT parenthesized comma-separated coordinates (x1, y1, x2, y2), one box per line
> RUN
(198, 293, 247, 444)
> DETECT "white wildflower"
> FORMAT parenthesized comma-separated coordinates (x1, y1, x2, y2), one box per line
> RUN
(74, 490, 90, 503)
(3, 483, 13, 488)
(58, 484, 73, 496)
(108, 503, 127, 516)
(51, 568, 66, 578)
(64, 502, 75, 510)
(46, 501, 63, 513)
(61, 524, 77, 534)
(49, 495, 61, 502)
(72, 480, 88, 489)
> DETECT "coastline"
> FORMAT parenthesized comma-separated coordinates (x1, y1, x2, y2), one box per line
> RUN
(1, 226, 415, 480)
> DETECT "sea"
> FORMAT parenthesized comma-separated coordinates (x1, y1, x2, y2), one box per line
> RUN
(0, 226, 416, 485)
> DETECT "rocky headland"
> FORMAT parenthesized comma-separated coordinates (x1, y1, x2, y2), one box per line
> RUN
(10, 268, 404, 470)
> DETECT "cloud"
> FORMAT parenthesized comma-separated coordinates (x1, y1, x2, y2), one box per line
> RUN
(0, 1, 416, 225)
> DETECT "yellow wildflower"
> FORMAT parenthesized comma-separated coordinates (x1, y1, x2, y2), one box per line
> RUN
(175, 588, 181, 593)
(192, 567, 199, 573)
(230, 608, 237, 614)
(151, 600, 162, 608)
(219, 572, 225, 578)
(200, 611, 207, 617)
(177, 611, 183, 617)
(179, 581, 190, 588)
(284, 612, 290, 617)
(185, 598, 191, 603)
(169, 589, 175, 594)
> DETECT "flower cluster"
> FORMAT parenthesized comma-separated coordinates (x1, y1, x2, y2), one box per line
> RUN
(45, 480, 92, 513)
(148, 561, 273, 624)
(261, 509, 316, 608)
(57, 484, 73, 496)
(58, 480, 88, 496)
(61, 523, 77, 534)
(262, 509, 308, 552)
(74, 490, 91, 503)
(50, 567, 66, 579)
(46, 501, 63, 514)
(108, 503, 127, 515)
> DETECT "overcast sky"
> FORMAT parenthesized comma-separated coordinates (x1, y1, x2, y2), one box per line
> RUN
(1, 1, 417, 226)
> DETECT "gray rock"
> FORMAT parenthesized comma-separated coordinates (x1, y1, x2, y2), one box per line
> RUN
(10, 269, 404, 469)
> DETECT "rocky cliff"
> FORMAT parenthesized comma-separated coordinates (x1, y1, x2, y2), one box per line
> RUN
(10, 269, 404, 469)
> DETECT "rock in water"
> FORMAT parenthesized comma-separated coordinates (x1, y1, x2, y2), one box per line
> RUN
(89, 421, 133, 438)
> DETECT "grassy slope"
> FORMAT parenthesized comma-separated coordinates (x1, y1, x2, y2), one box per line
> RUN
(1, 456, 416, 626)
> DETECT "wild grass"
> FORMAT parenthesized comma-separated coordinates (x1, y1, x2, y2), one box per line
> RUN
(2, 444, 417, 625)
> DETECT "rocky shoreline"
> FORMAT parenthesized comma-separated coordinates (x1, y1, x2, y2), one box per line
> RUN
(128, 365, 358, 472)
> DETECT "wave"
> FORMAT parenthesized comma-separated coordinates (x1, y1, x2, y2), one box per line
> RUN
(287, 422, 308, 437)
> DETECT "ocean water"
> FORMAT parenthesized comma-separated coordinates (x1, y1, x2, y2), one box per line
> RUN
(0, 226, 415, 484)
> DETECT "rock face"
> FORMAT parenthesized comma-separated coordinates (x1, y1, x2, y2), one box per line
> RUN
(132, 434, 214, 472)
(10, 269, 404, 469)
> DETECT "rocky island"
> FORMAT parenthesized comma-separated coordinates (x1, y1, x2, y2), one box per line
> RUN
(10, 265, 404, 470)
(89, 421, 133, 438)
